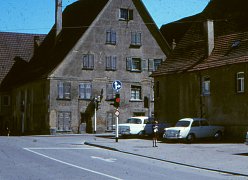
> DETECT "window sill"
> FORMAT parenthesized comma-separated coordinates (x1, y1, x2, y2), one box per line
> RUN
(129, 99, 142, 102)
(82, 68, 94, 70)
(105, 42, 116, 45)
(56, 98, 71, 101)
(129, 44, 141, 48)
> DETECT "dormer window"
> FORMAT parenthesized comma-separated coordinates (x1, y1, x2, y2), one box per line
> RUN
(119, 8, 133, 21)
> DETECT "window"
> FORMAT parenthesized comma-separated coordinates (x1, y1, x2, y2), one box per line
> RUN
(79, 83, 92, 99)
(106, 56, 117, 71)
(202, 77, 210, 95)
(200, 120, 209, 126)
(131, 32, 141, 46)
(131, 85, 141, 100)
(148, 59, 162, 72)
(106, 30, 116, 45)
(2, 95, 10, 106)
(82, 54, 94, 70)
(106, 84, 115, 100)
(191, 121, 200, 127)
(58, 82, 71, 99)
(119, 8, 133, 21)
(57, 111, 71, 131)
(126, 57, 142, 72)
(237, 72, 244, 93)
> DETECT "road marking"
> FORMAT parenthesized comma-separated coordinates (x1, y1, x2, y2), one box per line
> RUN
(91, 156, 117, 162)
(23, 148, 123, 180)
(26, 147, 99, 150)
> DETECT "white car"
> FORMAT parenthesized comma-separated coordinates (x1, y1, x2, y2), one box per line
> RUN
(163, 118, 224, 142)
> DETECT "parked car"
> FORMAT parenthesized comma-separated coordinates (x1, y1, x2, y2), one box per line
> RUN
(163, 118, 224, 143)
(116, 116, 169, 136)
(245, 131, 248, 145)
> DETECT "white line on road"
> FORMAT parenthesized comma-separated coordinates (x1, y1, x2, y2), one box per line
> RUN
(91, 156, 117, 162)
(23, 148, 123, 180)
(26, 147, 99, 150)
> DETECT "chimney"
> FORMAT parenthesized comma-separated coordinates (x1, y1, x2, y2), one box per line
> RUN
(33, 36, 40, 54)
(204, 19, 214, 56)
(55, 0, 62, 36)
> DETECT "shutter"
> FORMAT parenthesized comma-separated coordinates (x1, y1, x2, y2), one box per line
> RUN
(112, 31, 116, 44)
(58, 82, 64, 99)
(112, 56, 117, 70)
(137, 32, 141, 45)
(129, 9, 133, 20)
(64, 82, 71, 99)
(126, 57, 132, 71)
(86, 83, 92, 99)
(142, 59, 147, 71)
(83, 55, 88, 68)
(79, 83, 85, 99)
(57, 112, 64, 130)
(131, 32, 135, 44)
(89, 54, 94, 69)
(148, 59, 154, 72)
(106, 84, 113, 100)
(64, 112, 71, 131)
(106, 56, 110, 69)
(106, 31, 111, 43)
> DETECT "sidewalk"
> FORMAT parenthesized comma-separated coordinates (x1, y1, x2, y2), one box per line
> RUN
(85, 135, 248, 177)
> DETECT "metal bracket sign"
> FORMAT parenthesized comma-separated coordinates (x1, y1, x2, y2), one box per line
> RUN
(112, 80, 122, 91)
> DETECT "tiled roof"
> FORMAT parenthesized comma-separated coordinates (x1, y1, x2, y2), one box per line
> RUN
(153, 0, 248, 76)
(0, 32, 45, 84)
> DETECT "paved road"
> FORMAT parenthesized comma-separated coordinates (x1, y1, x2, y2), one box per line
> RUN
(0, 135, 247, 180)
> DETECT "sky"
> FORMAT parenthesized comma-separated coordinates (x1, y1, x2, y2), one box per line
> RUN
(0, 0, 210, 34)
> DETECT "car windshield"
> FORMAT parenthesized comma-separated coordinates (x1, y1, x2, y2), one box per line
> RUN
(175, 120, 190, 127)
(126, 118, 142, 124)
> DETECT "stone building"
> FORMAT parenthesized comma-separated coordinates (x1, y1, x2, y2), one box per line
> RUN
(0, 0, 171, 135)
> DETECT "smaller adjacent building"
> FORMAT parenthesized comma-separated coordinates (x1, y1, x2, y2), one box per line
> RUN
(0, 32, 45, 135)
(153, 0, 248, 138)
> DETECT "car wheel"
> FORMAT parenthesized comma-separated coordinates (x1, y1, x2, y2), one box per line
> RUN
(138, 130, 145, 136)
(186, 134, 195, 143)
(214, 131, 222, 141)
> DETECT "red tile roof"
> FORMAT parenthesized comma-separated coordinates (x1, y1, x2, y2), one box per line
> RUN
(0, 32, 45, 83)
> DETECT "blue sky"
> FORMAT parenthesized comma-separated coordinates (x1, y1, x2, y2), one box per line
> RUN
(0, 0, 210, 34)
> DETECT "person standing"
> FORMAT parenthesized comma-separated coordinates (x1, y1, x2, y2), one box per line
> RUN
(152, 121, 159, 147)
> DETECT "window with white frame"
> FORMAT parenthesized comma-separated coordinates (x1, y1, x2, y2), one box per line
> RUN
(106, 56, 117, 71)
(79, 83, 92, 99)
(82, 54, 94, 70)
(202, 76, 210, 95)
(58, 82, 71, 99)
(106, 84, 115, 100)
(57, 111, 71, 131)
(126, 57, 142, 72)
(237, 72, 244, 93)
(148, 59, 162, 72)
(131, 85, 141, 100)
(106, 30, 116, 45)
(131, 32, 141, 46)
(119, 8, 133, 21)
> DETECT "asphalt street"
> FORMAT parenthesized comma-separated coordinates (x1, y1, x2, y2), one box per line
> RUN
(0, 135, 247, 180)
